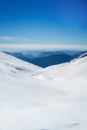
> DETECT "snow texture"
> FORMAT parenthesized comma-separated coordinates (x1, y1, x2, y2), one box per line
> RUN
(0, 51, 87, 130)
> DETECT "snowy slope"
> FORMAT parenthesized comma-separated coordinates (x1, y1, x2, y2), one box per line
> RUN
(33, 53, 87, 80)
(0, 52, 87, 130)
(0, 51, 41, 77)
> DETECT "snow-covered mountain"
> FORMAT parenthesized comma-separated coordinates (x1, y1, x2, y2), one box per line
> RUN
(33, 53, 87, 80)
(0, 51, 87, 130)
(4, 50, 87, 67)
(0, 51, 41, 77)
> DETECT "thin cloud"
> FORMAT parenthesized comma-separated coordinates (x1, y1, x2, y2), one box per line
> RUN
(0, 36, 17, 40)
(0, 36, 31, 41)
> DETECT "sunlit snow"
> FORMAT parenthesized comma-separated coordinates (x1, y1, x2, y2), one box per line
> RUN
(0, 52, 87, 130)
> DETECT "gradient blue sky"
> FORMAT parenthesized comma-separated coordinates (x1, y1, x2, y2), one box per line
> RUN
(0, 0, 87, 48)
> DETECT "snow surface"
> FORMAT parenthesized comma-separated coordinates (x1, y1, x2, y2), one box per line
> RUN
(0, 51, 41, 77)
(0, 52, 87, 130)
(33, 53, 87, 80)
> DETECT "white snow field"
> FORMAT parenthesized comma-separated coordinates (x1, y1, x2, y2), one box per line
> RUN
(0, 51, 87, 130)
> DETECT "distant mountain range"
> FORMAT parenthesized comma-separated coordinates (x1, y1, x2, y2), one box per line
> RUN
(4, 50, 87, 67)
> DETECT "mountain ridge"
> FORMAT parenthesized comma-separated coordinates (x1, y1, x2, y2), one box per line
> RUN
(4, 50, 87, 67)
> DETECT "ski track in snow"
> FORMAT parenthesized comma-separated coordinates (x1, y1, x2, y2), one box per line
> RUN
(0, 51, 87, 130)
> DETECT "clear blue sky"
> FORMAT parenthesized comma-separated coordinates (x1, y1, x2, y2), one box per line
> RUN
(0, 0, 87, 48)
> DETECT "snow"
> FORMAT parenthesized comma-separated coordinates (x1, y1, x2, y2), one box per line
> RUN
(0, 51, 41, 77)
(0, 51, 87, 130)
(33, 54, 87, 80)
